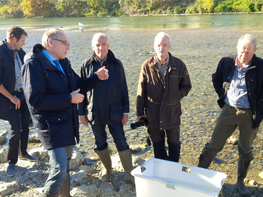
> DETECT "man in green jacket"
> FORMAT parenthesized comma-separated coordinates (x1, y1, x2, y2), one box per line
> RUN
(136, 32, 191, 162)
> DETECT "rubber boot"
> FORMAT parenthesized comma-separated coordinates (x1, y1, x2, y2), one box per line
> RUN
(168, 141, 180, 162)
(236, 159, 251, 197)
(42, 193, 59, 197)
(96, 148, 112, 182)
(119, 149, 134, 184)
(198, 153, 214, 169)
(152, 139, 168, 160)
(60, 172, 72, 197)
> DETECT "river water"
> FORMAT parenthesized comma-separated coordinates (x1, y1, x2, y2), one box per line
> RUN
(1, 14, 263, 195)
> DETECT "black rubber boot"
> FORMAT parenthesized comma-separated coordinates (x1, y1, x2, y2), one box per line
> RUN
(236, 159, 251, 197)
(152, 140, 168, 160)
(168, 141, 180, 162)
(198, 153, 214, 169)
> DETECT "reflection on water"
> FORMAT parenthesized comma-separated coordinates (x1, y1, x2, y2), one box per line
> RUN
(0, 13, 263, 31)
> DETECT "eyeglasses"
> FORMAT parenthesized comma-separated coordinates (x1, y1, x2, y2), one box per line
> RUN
(52, 38, 70, 47)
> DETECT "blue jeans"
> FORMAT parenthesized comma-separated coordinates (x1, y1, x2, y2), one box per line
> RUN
(91, 122, 129, 151)
(44, 146, 73, 195)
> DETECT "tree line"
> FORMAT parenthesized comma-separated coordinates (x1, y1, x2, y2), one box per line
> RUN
(0, 0, 262, 18)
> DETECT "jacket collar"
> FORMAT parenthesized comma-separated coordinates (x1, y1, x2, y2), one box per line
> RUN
(87, 49, 117, 66)
(149, 52, 176, 71)
(25, 44, 69, 72)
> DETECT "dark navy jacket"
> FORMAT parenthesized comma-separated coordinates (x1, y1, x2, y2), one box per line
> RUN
(0, 40, 26, 120)
(212, 55, 263, 128)
(22, 44, 101, 150)
(78, 50, 129, 125)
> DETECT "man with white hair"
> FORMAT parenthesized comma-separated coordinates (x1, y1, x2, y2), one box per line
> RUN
(136, 32, 191, 162)
(22, 28, 108, 197)
(78, 33, 133, 184)
(198, 34, 263, 197)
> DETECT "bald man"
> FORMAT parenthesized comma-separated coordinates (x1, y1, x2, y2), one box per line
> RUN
(78, 33, 133, 184)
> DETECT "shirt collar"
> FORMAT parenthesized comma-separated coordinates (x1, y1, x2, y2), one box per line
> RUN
(42, 49, 56, 65)
(96, 55, 107, 66)
(235, 56, 251, 68)
(155, 55, 169, 67)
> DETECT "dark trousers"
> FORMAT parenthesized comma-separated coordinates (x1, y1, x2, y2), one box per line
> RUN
(91, 122, 129, 152)
(148, 125, 181, 162)
(8, 91, 30, 165)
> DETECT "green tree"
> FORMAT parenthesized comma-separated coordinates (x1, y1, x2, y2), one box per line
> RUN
(202, 0, 214, 13)
(20, 0, 55, 17)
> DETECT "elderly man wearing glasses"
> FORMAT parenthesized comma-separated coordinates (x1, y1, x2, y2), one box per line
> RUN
(21, 28, 109, 197)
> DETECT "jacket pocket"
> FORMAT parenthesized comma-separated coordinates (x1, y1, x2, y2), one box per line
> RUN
(169, 103, 181, 124)
(46, 112, 72, 140)
(110, 104, 123, 122)
(145, 101, 158, 123)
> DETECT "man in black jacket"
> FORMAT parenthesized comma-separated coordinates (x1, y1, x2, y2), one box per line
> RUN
(78, 33, 134, 184)
(22, 28, 108, 197)
(0, 26, 37, 177)
(198, 34, 263, 197)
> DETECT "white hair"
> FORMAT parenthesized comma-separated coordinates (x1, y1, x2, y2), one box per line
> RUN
(238, 34, 257, 49)
(91, 33, 108, 47)
(154, 32, 171, 46)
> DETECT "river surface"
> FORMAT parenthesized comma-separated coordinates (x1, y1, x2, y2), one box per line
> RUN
(1, 14, 263, 196)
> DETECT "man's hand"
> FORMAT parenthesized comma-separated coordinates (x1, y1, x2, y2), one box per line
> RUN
(137, 115, 146, 121)
(70, 89, 84, 104)
(80, 116, 89, 126)
(96, 66, 109, 80)
(10, 95, 20, 109)
(122, 114, 128, 125)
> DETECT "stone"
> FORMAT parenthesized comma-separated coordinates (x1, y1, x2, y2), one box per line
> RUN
(98, 182, 118, 197)
(28, 132, 40, 143)
(70, 185, 100, 197)
(226, 136, 238, 145)
(0, 136, 7, 145)
(130, 144, 147, 154)
(118, 183, 136, 197)
(69, 150, 84, 170)
(28, 147, 48, 160)
(0, 146, 8, 162)
(0, 181, 20, 196)
(258, 171, 263, 179)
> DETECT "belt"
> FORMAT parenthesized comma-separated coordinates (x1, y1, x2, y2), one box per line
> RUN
(14, 87, 23, 92)
(229, 105, 248, 111)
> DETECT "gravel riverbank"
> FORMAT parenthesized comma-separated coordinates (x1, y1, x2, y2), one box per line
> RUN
(0, 28, 263, 196)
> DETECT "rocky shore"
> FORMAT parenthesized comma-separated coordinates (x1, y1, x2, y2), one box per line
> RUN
(0, 28, 263, 196)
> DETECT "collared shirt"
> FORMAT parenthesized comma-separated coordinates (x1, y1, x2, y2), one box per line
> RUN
(42, 50, 67, 79)
(155, 55, 169, 76)
(14, 51, 23, 90)
(224, 58, 250, 108)
(96, 55, 107, 67)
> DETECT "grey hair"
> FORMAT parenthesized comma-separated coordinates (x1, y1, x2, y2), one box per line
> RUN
(238, 34, 257, 49)
(91, 33, 108, 47)
(42, 28, 63, 48)
(154, 32, 171, 46)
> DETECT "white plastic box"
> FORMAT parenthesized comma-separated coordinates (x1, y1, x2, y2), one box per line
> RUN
(131, 158, 226, 197)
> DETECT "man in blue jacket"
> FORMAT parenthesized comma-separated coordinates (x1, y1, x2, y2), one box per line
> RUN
(22, 28, 108, 197)
(78, 33, 133, 184)
(0, 26, 37, 177)
(198, 34, 263, 197)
